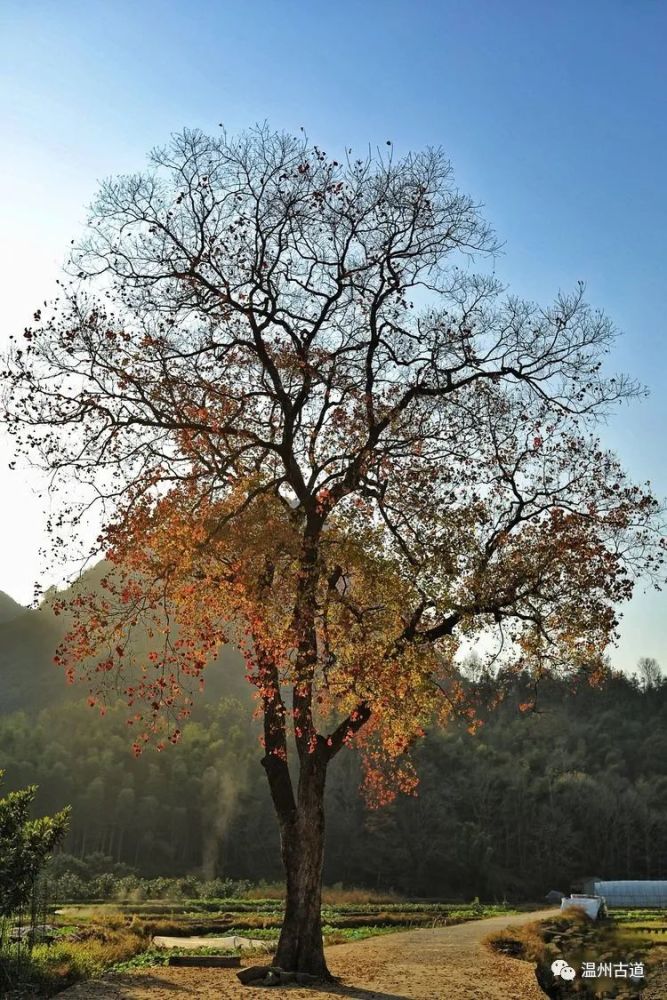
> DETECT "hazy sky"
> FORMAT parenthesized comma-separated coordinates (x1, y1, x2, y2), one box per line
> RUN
(1, 0, 665, 670)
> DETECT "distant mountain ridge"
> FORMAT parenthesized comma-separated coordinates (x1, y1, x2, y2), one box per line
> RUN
(0, 567, 249, 716)
(0, 591, 25, 625)
(0, 603, 71, 714)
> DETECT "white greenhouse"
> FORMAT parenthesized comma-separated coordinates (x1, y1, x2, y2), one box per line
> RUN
(588, 880, 667, 907)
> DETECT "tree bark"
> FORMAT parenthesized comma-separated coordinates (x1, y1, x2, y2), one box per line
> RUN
(267, 746, 330, 978)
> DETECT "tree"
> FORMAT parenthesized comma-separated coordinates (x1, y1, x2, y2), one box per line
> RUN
(637, 656, 663, 690)
(3, 125, 664, 976)
(0, 772, 69, 917)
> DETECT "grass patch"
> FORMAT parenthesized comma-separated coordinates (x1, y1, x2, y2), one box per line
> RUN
(0, 921, 149, 996)
(485, 918, 550, 963)
(215, 882, 404, 905)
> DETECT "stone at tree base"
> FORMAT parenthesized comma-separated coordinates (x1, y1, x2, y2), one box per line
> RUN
(237, 964, 272, 984)
(237, 963, 322, 987)
(296, 972, 320, 984)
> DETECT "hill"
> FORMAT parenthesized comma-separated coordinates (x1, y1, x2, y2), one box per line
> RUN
(1, 570, 666, 899)
(0, 566, 249, 716)
(0, 605, 72, 714)
(0, 590, 25, 625)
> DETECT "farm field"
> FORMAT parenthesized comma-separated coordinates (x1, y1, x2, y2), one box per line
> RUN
(58, 896, 520, 934)
(57, 907, 557, 1000)
(1, 893, 523, 995)
(8, 899, 667, 997)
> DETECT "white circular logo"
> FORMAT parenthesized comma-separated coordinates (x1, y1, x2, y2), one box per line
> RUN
(551, 959, 576, 980)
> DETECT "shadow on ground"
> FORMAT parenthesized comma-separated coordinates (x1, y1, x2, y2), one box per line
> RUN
(87, 973, 192, 995)
(307, 983, 412, 1000)
(70, 972, 414, 999)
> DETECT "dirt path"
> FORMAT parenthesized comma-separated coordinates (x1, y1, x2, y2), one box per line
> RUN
(60, 908, 556, 1000)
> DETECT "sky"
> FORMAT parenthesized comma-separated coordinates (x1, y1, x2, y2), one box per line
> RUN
(0, 0, 665, 671)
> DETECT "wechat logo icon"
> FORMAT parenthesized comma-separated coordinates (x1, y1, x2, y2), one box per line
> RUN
(551, 959, 576, 981)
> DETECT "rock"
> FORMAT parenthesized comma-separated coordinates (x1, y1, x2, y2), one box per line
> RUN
(296, 972, 320, 984)
(263, 967, 284, 986)
(238, 964, 320, 988)
(237, 964, 272, 985)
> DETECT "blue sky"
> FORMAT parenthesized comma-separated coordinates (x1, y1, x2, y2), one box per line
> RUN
(1, 0, 665, 670)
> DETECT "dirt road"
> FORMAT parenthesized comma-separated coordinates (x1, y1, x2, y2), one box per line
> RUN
(60, 908, 555, 1000)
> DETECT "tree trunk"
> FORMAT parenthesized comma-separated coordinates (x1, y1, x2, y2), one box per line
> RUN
(272, 749, 330, 978)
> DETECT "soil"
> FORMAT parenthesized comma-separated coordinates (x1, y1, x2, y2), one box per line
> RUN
(59, 908, 557, 1000)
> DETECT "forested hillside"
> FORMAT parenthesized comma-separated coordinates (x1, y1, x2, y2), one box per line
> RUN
(0, 591, 24, 625)
(0, 576, 250, 717)
(1, 588, 665, 901)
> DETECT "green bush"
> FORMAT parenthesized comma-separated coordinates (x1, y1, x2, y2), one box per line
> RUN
(0, 773, 69, 917)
